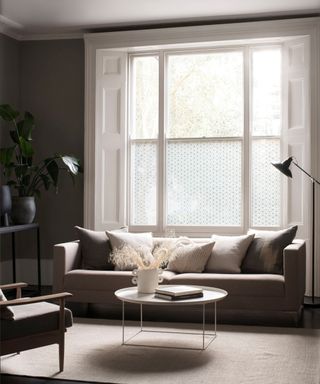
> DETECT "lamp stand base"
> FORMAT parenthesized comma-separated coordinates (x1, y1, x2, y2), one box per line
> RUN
(304, 296, 320, 308)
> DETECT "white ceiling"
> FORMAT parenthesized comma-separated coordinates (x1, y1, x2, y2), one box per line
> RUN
(0, 0, 319, 40)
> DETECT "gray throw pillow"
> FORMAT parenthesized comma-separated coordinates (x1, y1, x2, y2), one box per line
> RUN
(75, 226, 127, 270)
(241, 226, 298, 274)
(205, 234, 255, 273)
(0, 289, 14, 320)
(167, 241, 215, 273)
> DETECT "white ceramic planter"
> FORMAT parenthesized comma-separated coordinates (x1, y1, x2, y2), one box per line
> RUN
(132, 268, 163, 293)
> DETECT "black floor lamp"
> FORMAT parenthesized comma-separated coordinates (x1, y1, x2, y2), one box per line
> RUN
(272, 156, 320, 307)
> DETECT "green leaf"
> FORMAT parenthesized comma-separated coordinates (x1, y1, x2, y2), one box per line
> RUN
(0, 147, 15, 166)
(19, 137, 34, 158)
(17, 112, 35, 141)
(15, 164, 29, 178)
(10, 130, 20, 144)
(0, 104, 19, 122)
(61, 155, 81, 175)
(40, 174, 51, 190)
(45, 159, 59, 186)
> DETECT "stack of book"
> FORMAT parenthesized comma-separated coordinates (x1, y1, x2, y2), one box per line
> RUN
(154, 285, 203, 300)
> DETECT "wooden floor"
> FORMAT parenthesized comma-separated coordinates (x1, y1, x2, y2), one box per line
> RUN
(2, 288, 320, 384)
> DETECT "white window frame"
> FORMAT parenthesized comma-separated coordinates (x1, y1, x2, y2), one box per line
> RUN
(128, 45, 282, 235)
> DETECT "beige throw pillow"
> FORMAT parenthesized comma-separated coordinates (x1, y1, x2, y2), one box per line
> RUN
(167, 241, 215, 273)
(205, 234, 255, 273)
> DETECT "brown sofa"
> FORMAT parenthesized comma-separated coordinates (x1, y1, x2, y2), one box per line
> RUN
(53, 238, 306, 325)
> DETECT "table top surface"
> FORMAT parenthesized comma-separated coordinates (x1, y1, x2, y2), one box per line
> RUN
(114, 285, 228, 306)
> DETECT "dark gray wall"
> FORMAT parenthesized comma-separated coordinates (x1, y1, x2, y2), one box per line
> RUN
(0, 33, 20, 269)
(20, 39, 84, 262)
(0, 35, 84, 284)
(0, 33, 20, 169)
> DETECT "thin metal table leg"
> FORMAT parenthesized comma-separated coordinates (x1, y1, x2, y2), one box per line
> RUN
(12, 233, 16, 283)
(202, 303, 205, 350)
(140, 304, 143, 331)
(122, 301, 125, 345)
(36, 226, 41, 293)
(214, 301, 217, 335)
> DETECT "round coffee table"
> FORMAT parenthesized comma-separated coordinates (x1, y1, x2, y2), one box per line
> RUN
(115, 285, 228, 350)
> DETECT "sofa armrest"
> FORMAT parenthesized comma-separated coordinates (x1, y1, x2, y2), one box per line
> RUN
(283, 239, 306, 306)
(53, 241, 81, 293)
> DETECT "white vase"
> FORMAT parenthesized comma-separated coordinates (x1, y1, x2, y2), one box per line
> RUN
(132, 268, 163, 293)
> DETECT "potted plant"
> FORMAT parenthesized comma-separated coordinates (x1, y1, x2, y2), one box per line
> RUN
(0, 104, 82, 224)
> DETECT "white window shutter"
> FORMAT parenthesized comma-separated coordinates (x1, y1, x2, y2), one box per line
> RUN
(282, 37, 311, 293)
(94, 50, 127, 230)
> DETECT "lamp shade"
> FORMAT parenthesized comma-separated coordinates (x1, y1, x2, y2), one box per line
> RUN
(271, 157, 293, 178)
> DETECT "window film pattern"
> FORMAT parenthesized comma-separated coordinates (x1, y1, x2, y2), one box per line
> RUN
(131, 143, 157, 225)
(251, 139, 281, 227)
(167, 140, 242, 225)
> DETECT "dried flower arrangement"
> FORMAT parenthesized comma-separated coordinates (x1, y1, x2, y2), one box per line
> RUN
(109, 237, 192, 270)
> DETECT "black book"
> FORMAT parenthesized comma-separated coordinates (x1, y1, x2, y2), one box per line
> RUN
(155, 292, 204, 301)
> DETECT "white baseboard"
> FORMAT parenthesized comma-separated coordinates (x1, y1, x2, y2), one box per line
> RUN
(0, 258, 53, 286)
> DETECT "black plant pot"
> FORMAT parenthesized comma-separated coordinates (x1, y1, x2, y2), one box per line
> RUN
(0, 185, 12, 226)
(11, 196, 36, 225)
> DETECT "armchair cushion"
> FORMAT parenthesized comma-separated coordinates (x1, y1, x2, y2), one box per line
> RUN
(0, 289, 14, 321)
(1, 301, 73, 341)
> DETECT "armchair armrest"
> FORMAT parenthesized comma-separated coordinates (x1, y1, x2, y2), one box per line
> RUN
(0, 292, 72, 307)
(283, 239, 306, 306)
(0, 282, 28, 298)
(53, 241, 81, 293)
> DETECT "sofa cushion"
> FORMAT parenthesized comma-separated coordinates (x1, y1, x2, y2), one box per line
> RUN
(167, 241, 215, 273)
(75, 226, 128, 270)
(75, 226, 113, 270)
(64, 269, 176, 292)
(205, 234, 254, 273)
(242, 226, 298, 274)
(167, 273, 285, 297)
(0, 289, 14, 320)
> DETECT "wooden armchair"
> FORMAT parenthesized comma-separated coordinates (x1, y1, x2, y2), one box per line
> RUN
(0, 282, 73, 372)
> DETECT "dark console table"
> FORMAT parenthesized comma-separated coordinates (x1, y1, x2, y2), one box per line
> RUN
(0, 223, 41, 292)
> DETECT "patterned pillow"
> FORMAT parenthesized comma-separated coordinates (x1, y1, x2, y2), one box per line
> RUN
(167, 241, 215, 273)
(241, 226, 298, 274)
(0, 289, 14, 320)
(205, 234, 255, 273)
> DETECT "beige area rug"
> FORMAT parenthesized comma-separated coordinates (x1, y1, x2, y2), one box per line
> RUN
(1, 318, 320, 384)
